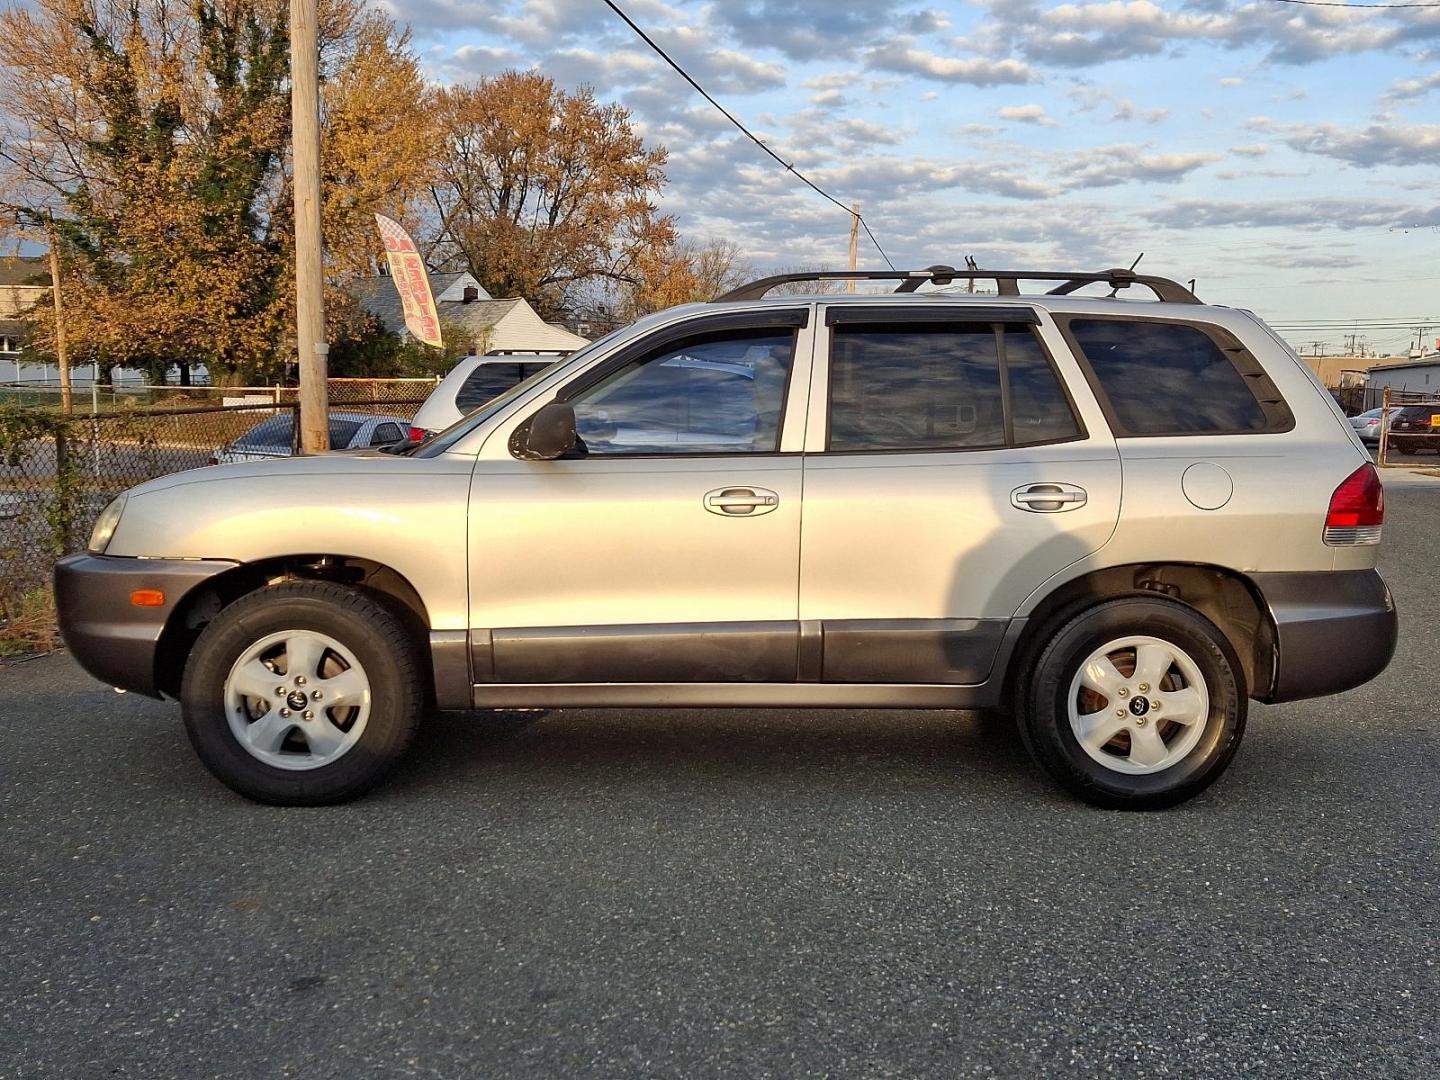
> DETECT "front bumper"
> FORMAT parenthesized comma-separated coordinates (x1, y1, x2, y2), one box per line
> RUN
(1253, 569, 1397, 703)
(53, 554, 238, 697)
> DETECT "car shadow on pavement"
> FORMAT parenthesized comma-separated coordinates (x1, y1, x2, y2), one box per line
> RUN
(387, 706, 1056, 803)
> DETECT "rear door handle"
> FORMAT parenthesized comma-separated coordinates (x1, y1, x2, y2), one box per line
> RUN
(1011, 483, 1087, 513)
(704, 487, 780, 516)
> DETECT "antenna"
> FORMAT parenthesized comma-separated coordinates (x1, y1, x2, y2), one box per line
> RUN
(1109, 253, 1145, 298)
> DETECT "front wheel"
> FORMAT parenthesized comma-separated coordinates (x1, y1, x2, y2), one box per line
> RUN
(1017, 598, 1246, 810)
(180, 581, 423, 805)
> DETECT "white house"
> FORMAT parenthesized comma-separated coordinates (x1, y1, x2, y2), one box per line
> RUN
(348, 269, 588, 355)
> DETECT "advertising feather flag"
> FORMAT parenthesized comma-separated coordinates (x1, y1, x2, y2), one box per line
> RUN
(374, 214, 443, 348)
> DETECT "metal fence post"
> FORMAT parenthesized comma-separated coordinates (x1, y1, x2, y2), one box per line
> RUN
(1379, 386, 1390, 468)
(52, 425, 73, 553)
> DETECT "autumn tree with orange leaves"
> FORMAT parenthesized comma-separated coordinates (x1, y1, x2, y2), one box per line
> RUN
(430, 71, 698, 322)
(0, 0, 435, 382)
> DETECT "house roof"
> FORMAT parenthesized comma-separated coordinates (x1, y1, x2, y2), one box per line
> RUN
(347, 272, 589, 352)
(1367, 354, 1440, 374)
(0, 256, 49, 288)
(348, 273, 519, 337)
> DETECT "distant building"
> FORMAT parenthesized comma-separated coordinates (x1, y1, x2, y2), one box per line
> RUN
(347, 269, 589, 355)
(0, 255, 50, 358)
(1365, 355, 1440, 394)
(1297, 353, 1404, 389)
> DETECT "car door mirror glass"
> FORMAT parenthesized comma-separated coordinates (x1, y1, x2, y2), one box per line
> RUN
(512, 402, 577, 460)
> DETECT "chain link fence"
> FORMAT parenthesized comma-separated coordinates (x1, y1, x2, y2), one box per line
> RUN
(1, 396, 426, 622)
(0, 376, 441, 413)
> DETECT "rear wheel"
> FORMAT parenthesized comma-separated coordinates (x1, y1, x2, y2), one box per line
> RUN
(181, 581, 423, 805)
(1017, 598, 1245, 810)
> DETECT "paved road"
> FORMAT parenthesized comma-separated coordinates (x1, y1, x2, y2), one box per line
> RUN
(2, 491, 1437, 1079)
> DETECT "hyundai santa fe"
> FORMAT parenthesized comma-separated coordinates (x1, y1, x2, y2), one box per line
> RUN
(54, 266, 1398, 809)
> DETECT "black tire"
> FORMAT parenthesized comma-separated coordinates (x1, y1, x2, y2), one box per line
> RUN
(1016, 597, 1245, 810)
(180, 581, 423, 805)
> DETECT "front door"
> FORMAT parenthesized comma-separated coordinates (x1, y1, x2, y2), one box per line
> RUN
(798, 306, 1122, 684)
(467, 309, 813, 684)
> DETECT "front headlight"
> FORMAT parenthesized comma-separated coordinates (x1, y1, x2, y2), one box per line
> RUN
(88, 493, 128, 554)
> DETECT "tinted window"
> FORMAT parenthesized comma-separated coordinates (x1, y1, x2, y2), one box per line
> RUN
(570, 331, 794, 454)
(1067, 319, 1268, 435)
(327, 420, 363, 447)
(829, 325, 1006, 451)
(235, 416, 362, 448)
(236, 415, 295, 448)
(456, 362, 540, 414)
(1006, 330, 1082, 445)
(370, 423, 404, 445)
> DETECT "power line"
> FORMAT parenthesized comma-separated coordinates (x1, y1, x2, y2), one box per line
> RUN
(598, 0, 897, 271)
(1261, 0, 1440, 8)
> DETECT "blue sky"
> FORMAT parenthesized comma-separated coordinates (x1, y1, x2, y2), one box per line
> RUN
(383, 0, 1440, 352)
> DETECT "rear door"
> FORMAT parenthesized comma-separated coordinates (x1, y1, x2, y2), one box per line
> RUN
(797, 305, 1121, 684)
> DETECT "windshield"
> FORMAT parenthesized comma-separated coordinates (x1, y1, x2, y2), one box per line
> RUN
(412, 323, 634, 457)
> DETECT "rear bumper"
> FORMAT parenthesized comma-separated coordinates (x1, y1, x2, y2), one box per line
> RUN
(53, 554, 238, 697)
(1252, 569, 1397, 703)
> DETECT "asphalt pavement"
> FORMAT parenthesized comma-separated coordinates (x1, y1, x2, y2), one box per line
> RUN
(2, 488, 1437, 1079)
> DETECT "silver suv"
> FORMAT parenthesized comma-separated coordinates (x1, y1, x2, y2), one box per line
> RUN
(55, 267, 1397, 809)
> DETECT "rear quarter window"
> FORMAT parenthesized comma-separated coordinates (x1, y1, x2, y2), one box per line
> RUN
(455, 361, 556, 414)
(1063, 317, 1292, 436)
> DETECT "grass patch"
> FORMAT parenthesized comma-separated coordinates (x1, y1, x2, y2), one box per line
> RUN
(0, 587, 60, 658)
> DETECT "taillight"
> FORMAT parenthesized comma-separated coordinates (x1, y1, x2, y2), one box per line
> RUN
(1324, 463, 1383, 545)
(408, 426, 434, 442)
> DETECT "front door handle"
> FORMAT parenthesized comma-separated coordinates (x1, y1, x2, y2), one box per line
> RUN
(1011, 483, 1087, 513)
(704, 487, 780, 516)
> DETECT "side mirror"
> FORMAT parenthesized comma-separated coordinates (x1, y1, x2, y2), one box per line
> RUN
(510, 401, 577, 460)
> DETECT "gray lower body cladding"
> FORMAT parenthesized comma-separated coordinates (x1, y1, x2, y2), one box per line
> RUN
(54, 556, 1395, 711)
(1252, 569, 1397, 703)
(53, 553, 238, 698)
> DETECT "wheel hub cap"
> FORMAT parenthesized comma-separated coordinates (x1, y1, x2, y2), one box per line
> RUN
(223, 629, 372, 771)
(1066, 635, 1209, 776)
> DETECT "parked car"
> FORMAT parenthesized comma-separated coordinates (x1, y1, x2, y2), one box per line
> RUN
(1384, 404, 1440, 455)
(56, 266, 1397, 810)
(212, 412, 410, 464)
(1348, 406, 1400, 446)
(407, 354, 565, 440)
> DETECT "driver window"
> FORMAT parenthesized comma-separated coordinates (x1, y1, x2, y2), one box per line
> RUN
(569, 329, 795, 455)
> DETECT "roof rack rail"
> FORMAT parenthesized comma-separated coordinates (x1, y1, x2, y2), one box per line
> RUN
(714, 265, 1200, 304)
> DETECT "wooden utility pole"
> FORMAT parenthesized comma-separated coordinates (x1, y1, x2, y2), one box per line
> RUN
(290, 0, 329, 452)
(46, 213, 72, 414)
(847, 204, 859, 293)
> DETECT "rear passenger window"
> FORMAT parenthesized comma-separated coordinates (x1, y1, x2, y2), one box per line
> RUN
(1006, 331, 1082, 445)
(827, 323, 1080, 451)
(1066, 319, 1279, 436)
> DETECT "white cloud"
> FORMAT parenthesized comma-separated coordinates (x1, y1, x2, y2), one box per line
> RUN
(955, 0, 1439, 69)
(1272, 122, 1440, 167)
(1052, 143, 1222, 189)
(864, 40, 1037, 85)
(1146, 197, 1440, 231)
(998, 103, 1059, 127)
(1386, 70, 1440, 101)
(1067, 84, 1168, 123)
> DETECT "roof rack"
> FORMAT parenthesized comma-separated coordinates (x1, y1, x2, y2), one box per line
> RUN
(714, 265, 1200, 304)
